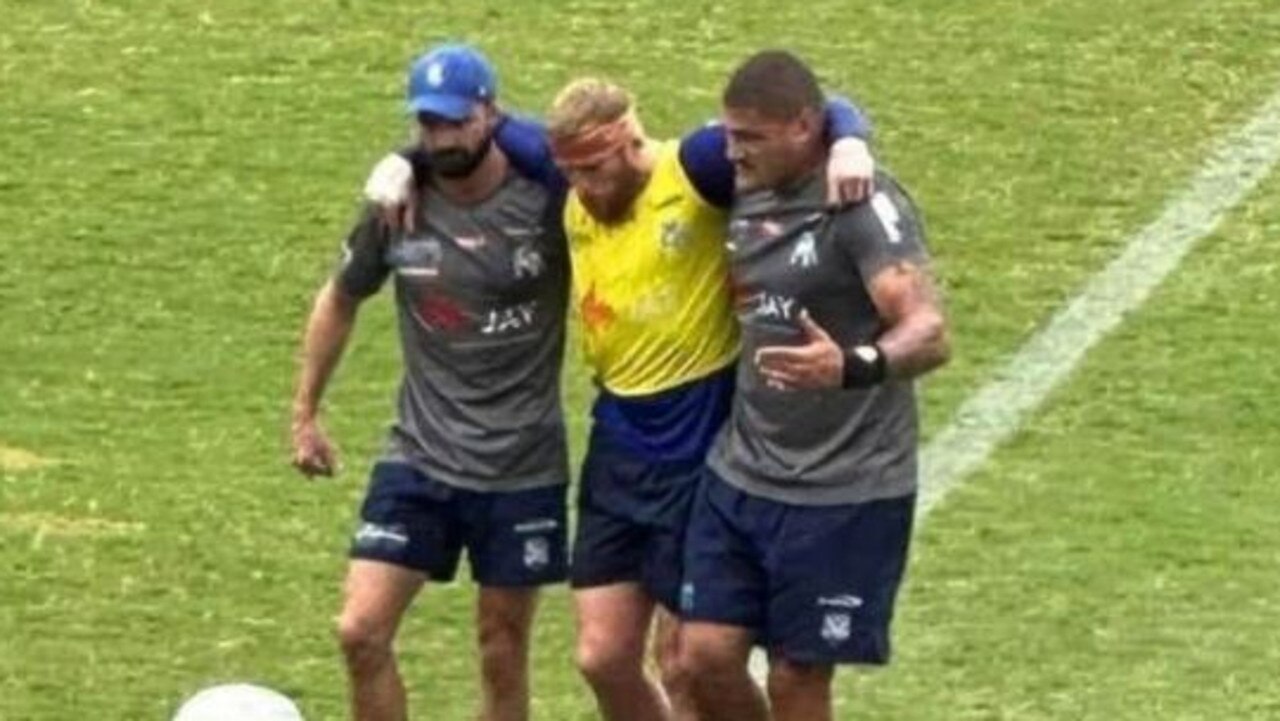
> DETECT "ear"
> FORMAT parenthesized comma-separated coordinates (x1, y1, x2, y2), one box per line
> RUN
(477, 100, 500, 130)
(794, 106, 823, 143)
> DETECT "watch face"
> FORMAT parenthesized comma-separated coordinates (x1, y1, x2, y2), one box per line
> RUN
(854, 345, 880, 364)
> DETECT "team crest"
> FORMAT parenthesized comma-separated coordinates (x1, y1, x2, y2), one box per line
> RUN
(820, 612, 852, 645)
(659, 218, 692, 252)
(789, 231, 819, 268)
(523, 536, 550, 570)
(512, 244, 545, 279)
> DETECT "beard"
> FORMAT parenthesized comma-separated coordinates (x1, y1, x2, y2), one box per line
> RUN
(577, 166, 646, 224)
(579, 191, 631, 223)
(428, 133, 494, 179)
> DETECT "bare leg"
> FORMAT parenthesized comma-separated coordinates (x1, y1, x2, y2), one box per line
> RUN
(767, 657, 834, 721)
(335, 560, 427, 721)
(651, 606, 700, 721)
(474, 586, 540, 721)
(680, 621, 769, 721)
(575, 583, 671, 721)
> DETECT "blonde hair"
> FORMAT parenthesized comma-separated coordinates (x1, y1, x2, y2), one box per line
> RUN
(546, 78, 638, 139)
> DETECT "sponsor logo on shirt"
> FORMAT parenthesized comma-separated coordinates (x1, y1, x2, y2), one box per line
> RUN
(581, 284, 616, 333)
(391, 238, 443, 277)
(418, 293, 470, 332)
(480, 301, 538, 335)
(727, 219, 784, 251)
(752, 292, 798, 322)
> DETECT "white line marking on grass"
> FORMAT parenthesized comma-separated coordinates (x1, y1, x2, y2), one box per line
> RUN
(749, 86, 1280, 683)
(0, 445, 52, 472)
(0, 512, 145, 539)
(918, 86, 1280, 519)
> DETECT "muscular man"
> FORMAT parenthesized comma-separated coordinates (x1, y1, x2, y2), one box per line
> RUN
(677, 50, 950, 721)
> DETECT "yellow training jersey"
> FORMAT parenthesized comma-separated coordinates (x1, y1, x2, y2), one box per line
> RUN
(564, 140, 739, 396)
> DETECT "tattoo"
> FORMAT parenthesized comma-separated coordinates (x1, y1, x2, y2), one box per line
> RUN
(869, 259, 949, 379)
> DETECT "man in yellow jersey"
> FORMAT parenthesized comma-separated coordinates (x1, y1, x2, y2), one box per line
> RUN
(541, 80, 873, 721)
(363, 66, 875, 721)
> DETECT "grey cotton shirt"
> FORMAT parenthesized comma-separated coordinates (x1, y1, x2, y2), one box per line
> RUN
(707, 170, 930, 506)
(336, 171, 570, 492)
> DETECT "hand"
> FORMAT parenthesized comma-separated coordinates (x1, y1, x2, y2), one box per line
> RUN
(291, 418, 339, 478)
(363, 153, 417, 232)
(826, 138, 875, 206)
(753, 311, 844, 391)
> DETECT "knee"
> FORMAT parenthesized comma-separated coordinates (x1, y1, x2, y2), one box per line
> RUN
(335, 612, 393, 672)
(678, 634, 743, 679)
(477, 615, 528, 680)
(576, 634, 642, 688)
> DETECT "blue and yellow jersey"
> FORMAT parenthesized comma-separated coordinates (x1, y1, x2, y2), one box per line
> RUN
(487, 104, 870, 460)
(564, 140, 739, 397)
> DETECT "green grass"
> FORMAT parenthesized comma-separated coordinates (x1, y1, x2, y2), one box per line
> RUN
(1, 1, 1278, 719)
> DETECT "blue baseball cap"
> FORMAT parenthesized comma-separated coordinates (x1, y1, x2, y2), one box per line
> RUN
(406, 43, 497, 121)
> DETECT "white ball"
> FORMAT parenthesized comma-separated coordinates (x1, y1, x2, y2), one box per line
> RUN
(173, 684, 304, 721)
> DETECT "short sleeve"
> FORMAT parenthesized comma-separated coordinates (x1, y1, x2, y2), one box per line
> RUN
(334, 205, 392, 299)
(832, 178, 929, 282)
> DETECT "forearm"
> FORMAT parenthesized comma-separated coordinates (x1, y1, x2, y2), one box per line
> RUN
(875, 307, 950, 380)
(292, 281, 359, 424)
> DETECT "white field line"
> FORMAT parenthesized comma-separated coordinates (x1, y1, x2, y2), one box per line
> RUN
(749, 85, 1280, 682)
(0, 444, 53, 472)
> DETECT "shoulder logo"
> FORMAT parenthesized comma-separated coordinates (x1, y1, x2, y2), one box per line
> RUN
(870, 192, 904, 244)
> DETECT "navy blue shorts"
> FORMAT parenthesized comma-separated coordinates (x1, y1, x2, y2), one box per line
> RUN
(349, 462, 569, 587)
(570, 437, 702, 611)
(680, 467, 915, 666)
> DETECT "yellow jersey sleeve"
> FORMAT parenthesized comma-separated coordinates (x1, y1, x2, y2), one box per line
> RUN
(564, 140, 740, 396)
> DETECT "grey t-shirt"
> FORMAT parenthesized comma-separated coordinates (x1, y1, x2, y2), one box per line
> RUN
(336, 171, 570, 492)
(708, 170, 929, 506)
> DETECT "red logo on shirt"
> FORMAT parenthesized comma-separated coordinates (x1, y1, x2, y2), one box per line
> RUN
(418, 293, 469, 332)
(581, 284, 616, 333)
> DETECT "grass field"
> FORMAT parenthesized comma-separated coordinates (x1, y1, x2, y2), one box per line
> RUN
(2, 1, 1279, 719)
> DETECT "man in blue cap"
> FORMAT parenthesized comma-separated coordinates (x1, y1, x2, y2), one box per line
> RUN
(290, 43, 571, 721)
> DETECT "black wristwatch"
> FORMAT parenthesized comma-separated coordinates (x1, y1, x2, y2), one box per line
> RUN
(841, 344, 887, 389)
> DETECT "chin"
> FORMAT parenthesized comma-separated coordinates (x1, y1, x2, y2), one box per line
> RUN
(734, 175, 764, 193)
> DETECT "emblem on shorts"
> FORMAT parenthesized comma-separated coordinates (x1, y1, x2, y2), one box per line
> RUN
(679, 582, 696, 613)
(820, 612, 852, 645)
(523, 536, 550, 570)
